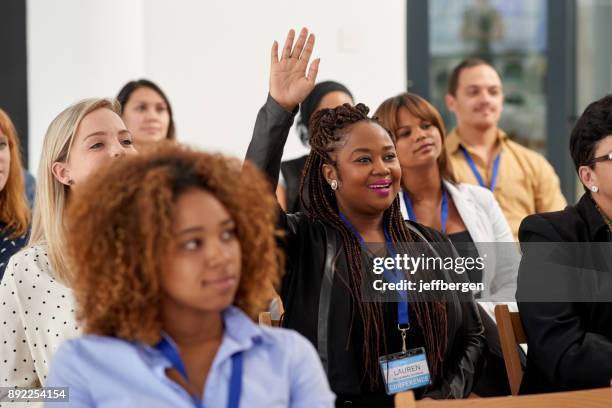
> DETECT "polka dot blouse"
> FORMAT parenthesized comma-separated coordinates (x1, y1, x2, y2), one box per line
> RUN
(0, 244, 80, 400)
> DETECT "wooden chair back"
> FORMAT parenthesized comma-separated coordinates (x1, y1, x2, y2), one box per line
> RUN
(258, 296, 284, 327)
(495, 304, 527, 395)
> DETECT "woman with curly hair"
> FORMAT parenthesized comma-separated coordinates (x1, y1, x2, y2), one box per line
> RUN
(246, 28, 484, 406)
(0, 98, 137, 394)
(0, 108, 30, 279)
(46, 145, 334, 407)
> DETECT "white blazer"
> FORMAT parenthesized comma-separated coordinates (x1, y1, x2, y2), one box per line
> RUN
(400, 180, 519, 304)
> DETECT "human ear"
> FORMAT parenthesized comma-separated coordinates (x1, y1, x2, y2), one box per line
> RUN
(52, 161, 73, 186)
(445, 93, 457, 113)
(578, 165, 597, 191)
(322, 163, 339, 188)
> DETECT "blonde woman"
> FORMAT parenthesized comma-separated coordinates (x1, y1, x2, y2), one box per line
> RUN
(0, 98, 137, 394)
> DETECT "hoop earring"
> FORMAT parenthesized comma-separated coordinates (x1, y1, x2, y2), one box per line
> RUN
(330, 180, 338, 190)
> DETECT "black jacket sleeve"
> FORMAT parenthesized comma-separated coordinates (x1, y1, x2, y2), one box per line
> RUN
(245, 94, 298, 191)
(413, 225, 485, 399)
(244, 94, 302, 255)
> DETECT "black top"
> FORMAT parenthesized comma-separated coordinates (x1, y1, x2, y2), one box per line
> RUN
(517, 193, 612, 394)
(246, 95, 485, 405)
(280, 155, 308, 214)
(0, 223, 28, 280)
(447, 230, 482, 284)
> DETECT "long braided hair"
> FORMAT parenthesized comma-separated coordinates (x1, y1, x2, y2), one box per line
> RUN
(299, 103, 448, 388)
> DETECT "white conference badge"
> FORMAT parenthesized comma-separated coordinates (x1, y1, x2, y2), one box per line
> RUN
(379, 346, 432, 395)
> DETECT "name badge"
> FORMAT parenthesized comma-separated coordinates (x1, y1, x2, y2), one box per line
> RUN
(379, 347, 432, 395)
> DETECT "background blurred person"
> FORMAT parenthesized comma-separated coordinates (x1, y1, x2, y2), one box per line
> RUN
(0, 98, 137, 395)
(445, 58, 566, 238)
(117, 79, 175, 149)
(0, 108, 30, 279)
(277, 81, 353, 212)
(46, 145, 334, 407)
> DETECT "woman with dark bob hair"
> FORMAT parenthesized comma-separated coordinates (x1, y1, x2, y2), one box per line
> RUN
(517, 94, 612, 394)
(247, 28, 484, 406)
(46, 144, 335, 407)
(117, 79, 176, 148)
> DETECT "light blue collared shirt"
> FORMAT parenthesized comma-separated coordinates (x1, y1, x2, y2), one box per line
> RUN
(46, 307, 335, 407)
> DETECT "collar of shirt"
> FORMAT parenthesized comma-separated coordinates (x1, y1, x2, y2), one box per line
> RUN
(446, 127, 508, 156)
(578, 194, 611, 241)
(140, 306, 270, 373)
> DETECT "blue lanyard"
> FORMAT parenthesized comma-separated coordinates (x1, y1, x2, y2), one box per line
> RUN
(156, 337, 243, 408)
(460, 146, 501, 191)
(338, 213, 410, 330)
(402, 189, 449, 234)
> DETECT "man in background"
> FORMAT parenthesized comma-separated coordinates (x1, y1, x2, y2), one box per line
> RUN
(445, 58, 566, 238)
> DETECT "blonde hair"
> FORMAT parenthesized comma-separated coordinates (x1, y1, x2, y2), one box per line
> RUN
(29, 98, 121, 283)
(0, 108, 30, 238)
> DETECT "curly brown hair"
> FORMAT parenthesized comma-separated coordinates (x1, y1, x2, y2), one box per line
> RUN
(65, 143, 282, 345)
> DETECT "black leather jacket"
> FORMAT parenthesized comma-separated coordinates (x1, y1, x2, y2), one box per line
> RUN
(246, 95, 485, 404)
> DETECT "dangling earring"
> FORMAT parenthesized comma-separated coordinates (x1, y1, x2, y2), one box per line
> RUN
(590, 185, 599, 193)
(330, 180, 338, 190)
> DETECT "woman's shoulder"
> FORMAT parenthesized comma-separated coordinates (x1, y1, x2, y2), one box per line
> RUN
(519, 208, 577, 242)
(257, 325, 321, 363)
(451, 182, 497, 204)
(59, 335, 135, 355)
(49, 335, 145, 379)
(7, 244, 52, 277)
(259, 325, 311, 346)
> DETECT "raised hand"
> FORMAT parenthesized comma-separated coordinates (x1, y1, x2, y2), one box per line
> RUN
(269, 28, 320, 112)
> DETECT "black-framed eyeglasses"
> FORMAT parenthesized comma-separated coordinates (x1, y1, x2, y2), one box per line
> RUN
(584, 152, 612, 166)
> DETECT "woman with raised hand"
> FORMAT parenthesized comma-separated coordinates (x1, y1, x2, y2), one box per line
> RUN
(0, 98, 137, 394)
(246, 28, 484, 406)
(0, 108, 30, 279)
(46, 145, 334, 407)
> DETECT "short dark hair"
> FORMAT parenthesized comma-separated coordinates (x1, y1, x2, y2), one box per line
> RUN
(447, 58, 501, 96)
(117, 79, 176, 140)
(569, 94, 612, 171)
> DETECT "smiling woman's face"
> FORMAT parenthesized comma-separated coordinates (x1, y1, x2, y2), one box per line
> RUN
(323, 121, 402, 216)
(394, 107, 443, 171)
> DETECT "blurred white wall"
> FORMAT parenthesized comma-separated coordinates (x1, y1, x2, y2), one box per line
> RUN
(27, 0, 406, 170)
(27, 0, 145, 171)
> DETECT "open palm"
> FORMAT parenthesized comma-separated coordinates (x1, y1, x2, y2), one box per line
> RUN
(269, 28, 320, 112)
